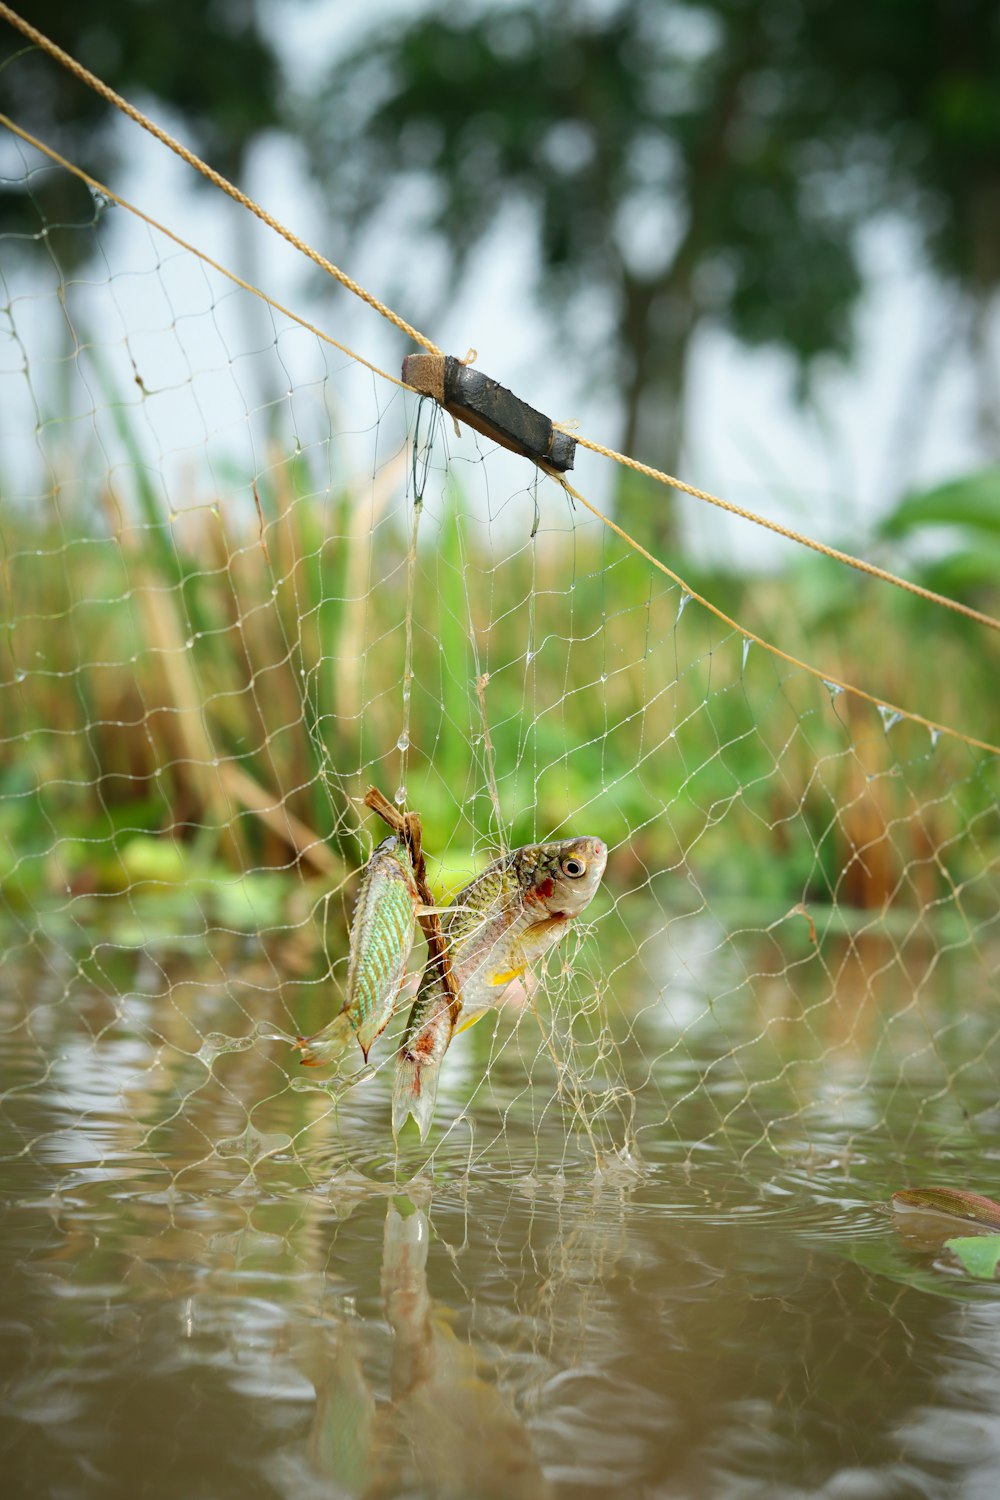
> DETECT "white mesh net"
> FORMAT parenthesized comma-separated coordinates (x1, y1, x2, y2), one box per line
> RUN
(3, 129, 1000, 1210)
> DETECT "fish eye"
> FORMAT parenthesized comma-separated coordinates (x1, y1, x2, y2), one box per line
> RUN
(561, 857, 587, 878)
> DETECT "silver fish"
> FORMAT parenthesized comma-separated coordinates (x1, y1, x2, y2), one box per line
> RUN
(393, 836, 607, 1138)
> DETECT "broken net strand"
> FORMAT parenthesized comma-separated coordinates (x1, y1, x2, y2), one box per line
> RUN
(2, 0, 998, 644)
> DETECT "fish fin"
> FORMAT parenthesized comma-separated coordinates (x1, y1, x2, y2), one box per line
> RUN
(489, 964, 526, 987)
(354, 1012, 387, 1063)
(454, 1009, 491, 1036)
(294, 1010, 353, 1068)
(392, 1052, 442, 1142)
(356, 1016, 392, 1063)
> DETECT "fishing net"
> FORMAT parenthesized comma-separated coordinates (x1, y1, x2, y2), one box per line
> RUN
(2, 112, 1000, 1217)
(9, 23, 1000, 1497)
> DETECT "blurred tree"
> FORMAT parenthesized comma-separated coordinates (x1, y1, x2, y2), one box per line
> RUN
(306, 0, 1000, 543)
(0, 0, 286, 256)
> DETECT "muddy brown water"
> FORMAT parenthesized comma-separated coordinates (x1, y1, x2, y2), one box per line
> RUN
(3, 905, 1000, 1499)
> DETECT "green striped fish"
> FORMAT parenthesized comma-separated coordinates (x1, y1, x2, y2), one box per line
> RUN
(297, 834, 420, 1067)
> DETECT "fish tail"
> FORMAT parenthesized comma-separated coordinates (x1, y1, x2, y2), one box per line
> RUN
(392, 1051, 442, 1142)
(295, 1009, 353, 1068)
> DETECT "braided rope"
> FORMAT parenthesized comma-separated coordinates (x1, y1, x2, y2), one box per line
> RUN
(566, 432, 1000, 637)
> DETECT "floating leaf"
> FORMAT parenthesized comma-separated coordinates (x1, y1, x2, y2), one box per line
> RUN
(944, 1236, 1000, 1281)
(891, 1187, 1000, 1230)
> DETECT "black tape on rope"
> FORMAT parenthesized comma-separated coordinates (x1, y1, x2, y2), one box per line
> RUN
(402, 353, 576, 472)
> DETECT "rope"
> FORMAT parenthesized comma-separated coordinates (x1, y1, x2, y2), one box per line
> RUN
(0, 116, 408, 394)
(566, 432, 1000, 637)
(542, 464, 1000, 759)
(4, 0, 999, 640)
(0, 2, 441, 357)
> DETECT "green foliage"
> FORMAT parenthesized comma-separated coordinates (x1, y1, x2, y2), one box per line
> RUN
(877, 468, 1000, 598)
(3, 431, 999, 928)
(881, 469, 1000, 539)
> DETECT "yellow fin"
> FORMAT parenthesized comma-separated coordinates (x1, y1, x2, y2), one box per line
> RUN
(489, 964, 526, 987)
(454, 1010, 489, 1035)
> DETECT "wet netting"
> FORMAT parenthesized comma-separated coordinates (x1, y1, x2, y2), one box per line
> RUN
(4, 38, 1000, 1500)
(3, 122, 999, 1186)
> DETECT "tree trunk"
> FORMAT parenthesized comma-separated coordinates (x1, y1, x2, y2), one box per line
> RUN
(616, 272, 695, 554)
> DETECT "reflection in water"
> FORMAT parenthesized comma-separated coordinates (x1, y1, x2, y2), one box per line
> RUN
(308, 1202, 550, 1498)
(381, 1201, 551, 1497)
(307, 1319, 376, 1495)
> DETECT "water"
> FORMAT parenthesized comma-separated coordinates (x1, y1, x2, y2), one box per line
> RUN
(3, 909, 1000, 1499)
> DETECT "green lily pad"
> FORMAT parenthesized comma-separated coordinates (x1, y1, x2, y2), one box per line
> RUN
(944, 1236, 1000, 1281)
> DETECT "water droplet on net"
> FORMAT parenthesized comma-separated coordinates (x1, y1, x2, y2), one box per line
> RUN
(676, 592, 692, 622)
(215, 1124, 291, 1165)
(396, 732, 410, 752)
(89, 186, 112, 217)
(250, 1020, 296, 1045)
(878, 705, 903, 732)
(394, 785, 407, 806)
(290, 1073, 360, 1099)
(197, 1032, 255, 1066)
(742, 638, 752, 669)
(823, 680, 844, 699)
(929, 726, 941, 749)
(14, 670, 26, 684)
